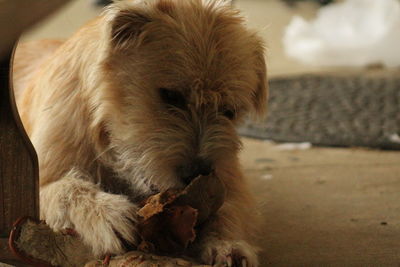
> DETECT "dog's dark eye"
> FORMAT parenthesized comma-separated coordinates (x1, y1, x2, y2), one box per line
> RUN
(222, 109, 235, 120)
(159, 88, 186, 109)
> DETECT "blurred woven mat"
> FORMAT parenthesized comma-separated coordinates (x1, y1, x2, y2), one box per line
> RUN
(239, 72, 400, 149)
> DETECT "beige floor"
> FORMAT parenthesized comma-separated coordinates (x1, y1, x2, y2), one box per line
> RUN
(22, 0, 400, 266)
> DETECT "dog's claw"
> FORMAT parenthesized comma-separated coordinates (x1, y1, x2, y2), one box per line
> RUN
(226, 255, 232, 267)
(201, 239, 258, 267)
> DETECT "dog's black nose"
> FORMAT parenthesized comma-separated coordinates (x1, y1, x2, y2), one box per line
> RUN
(178, 158, 214, 184)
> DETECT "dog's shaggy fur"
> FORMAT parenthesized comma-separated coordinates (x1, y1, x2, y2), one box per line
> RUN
(14, 0, 267, 265)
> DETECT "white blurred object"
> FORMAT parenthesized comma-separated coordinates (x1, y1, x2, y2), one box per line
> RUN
(283, 0, 400, 67)
(389, 133, 400, 144)
(275, 142, 312, 150)
(261, 174, 273, 180)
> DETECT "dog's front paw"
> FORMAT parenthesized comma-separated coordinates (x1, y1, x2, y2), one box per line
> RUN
(70, 191, 139, 257)
(201, 239, 259, 267)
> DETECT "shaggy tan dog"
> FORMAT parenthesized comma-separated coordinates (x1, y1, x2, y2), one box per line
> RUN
(14, 0, 267, 266)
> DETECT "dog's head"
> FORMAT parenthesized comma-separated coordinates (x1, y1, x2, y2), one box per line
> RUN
(98, 0, 267, 191)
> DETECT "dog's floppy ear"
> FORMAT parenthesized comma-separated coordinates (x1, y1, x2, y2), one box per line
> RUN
(251, 46, 268, 119)
(109, 5, 151, 49)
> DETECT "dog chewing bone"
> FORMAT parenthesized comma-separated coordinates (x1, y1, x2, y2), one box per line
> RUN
(14, 0, 268, 265)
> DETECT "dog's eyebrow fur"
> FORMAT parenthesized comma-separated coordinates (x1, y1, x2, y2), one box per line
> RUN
(156, 0, 176, 15)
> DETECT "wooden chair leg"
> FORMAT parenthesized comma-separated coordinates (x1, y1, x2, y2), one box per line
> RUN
(0, 2, 70, 264)
(0, 44, 39, 265)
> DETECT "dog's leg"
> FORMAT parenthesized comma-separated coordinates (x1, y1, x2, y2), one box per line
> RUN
(199, 206, 260, 267)
(40, 169, 138, 256)
(197, 167, 260, 267)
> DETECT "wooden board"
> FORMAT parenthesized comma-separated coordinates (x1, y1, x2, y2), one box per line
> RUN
(0, 46, 39, 264)
(0, 1, 70, 263)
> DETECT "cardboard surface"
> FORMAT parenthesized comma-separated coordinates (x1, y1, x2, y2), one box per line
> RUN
(242, 138, 400, 266)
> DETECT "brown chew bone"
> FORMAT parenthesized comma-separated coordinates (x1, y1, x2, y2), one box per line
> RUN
(9, 174, 225, 266)
(137, 174, 226, 254)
